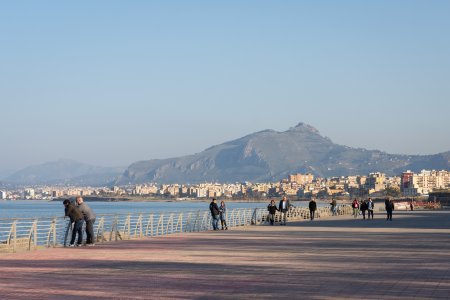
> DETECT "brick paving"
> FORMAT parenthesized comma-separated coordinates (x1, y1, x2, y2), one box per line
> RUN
(1, 210, 449, 299)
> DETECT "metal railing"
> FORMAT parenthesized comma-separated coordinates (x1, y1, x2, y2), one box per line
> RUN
(0, 205, 352, 253)
(251, 204, 353, 224)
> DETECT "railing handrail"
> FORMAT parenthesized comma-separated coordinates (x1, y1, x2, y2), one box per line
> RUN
(0, 205, 352, 253)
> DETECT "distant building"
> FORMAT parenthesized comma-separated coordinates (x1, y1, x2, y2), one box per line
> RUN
(288, 173, 314, 185)
(366, 172, 385, 192)
(0, 190, 6, 199)
(402, 170, 450, 196)
(24, 188, 35, 199)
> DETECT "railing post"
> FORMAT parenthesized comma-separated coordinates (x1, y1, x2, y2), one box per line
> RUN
(185, 213, 192, 232)
(146, 214, 154, 236)
(95, 217, 105, 243)
(11, 221, 17, 252)
(176, 213, 183, 233)
(110, 216, 118, 241)
(134, 214, 143, 238)
(251, 209, 257, 225)
(28, 220, 38, 250)
(166, 213, 174, 235)
(157, 214, 164, 236)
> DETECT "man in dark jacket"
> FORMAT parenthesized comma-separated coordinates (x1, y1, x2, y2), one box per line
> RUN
(209, 198, 220, 230)
(278, 196, 290, 225)
(63, 199, 84, 247)
(308, 198, 317, 221)
(385, 198, 394, 221)
(267, 199, 279, 225)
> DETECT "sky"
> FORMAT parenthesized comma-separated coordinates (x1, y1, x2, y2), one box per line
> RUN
(1, 0, 449, 176)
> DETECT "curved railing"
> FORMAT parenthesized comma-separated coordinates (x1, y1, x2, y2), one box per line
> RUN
(252, 204, 353, 224)
(0, 205, 352, 253)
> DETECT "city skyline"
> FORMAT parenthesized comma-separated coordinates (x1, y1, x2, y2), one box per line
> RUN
(1, 1, 450, 175)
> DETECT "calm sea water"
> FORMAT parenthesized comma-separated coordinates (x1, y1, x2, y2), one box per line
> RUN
(0, 200, 319, 219)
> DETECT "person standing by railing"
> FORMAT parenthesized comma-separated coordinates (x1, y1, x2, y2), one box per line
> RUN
(209, 198, 220, 231)
(219, 201, 228, 230)
(63, 199, 83, 247)
(278, 196, 290, 225)
(267, 199, 278, 225)
(76, 196, 96, 246)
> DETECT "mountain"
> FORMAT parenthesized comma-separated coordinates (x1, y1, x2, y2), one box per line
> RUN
(116, 123, 450, 184)
(5, 159, 123, 186)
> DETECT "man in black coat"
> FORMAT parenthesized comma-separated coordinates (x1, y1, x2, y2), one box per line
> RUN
(385, 198, 394, 221)
(209, 198, 220, 230)
(309, 198, 317, 220)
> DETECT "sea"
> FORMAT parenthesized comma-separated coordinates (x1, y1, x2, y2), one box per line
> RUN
(0, 200, 261, 219)
(0, 199, 324, 220)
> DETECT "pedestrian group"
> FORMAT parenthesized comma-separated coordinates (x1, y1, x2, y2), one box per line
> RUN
(63, 196, 96, 247)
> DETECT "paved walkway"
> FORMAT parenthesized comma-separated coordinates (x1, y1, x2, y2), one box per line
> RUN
(1, 210, 449, 299)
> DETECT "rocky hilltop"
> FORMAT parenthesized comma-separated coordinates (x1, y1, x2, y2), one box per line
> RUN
(116, 123, 450, 184)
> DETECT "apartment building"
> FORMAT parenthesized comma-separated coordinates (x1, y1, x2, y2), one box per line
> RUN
(401, 170, 450, 196)
(289, 173, 314, 184)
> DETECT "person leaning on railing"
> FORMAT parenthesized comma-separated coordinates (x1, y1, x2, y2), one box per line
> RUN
(63, 199, 84, 247)
(76, 196, 96, 246)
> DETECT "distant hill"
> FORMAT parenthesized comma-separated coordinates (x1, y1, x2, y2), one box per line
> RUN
(5, 123, 450, 186)
(5, 159, 123, 186)
(116, 122, 450, 184)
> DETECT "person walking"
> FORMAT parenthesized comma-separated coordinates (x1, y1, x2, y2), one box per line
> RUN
(219, 201, 228, 230)
(278, 196, 290, 225)
(360, 200, 368, 220)
(385, 198, 394, 221)
(63, 199, 84, 247)
(330, 198, 337, 216)
(267, 199, 278, 225)
(76, 196, 96, 246)
(209, 198, 220, 230)
(308, 198, 317, 221)
(352, 198, 360, 218)
(367, 198, 375, 220)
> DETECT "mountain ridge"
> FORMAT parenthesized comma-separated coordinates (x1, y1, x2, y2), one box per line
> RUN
(3, 123, 450, 186)
(116, 123, 450, 184)
(4, 159, 124, 186)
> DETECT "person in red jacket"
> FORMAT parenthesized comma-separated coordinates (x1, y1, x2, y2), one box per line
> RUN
(352, 198, 360, 219)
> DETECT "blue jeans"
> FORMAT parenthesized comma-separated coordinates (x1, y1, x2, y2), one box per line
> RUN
(70, 219, 83, 245)
(212, 214, 220, 230)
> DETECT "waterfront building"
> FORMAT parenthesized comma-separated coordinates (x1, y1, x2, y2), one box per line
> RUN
(401, 170, 450, 196)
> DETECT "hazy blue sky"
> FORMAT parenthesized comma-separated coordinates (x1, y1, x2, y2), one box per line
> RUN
(1, 1, 449, 175)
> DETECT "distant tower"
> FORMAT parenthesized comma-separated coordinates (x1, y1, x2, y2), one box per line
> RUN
(401, 171, 415, 196)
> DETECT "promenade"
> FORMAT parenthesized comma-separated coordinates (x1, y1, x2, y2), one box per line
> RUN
(1, 210, 449, 299)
